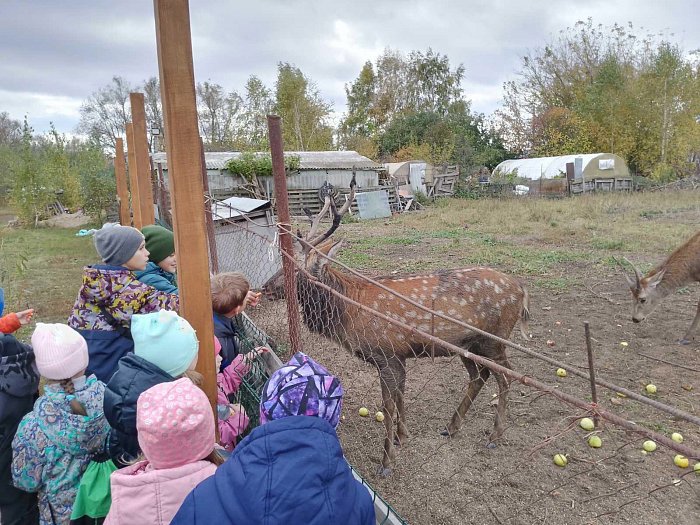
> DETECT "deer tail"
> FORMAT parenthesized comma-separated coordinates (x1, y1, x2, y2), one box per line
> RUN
(519, 285, 531, 340)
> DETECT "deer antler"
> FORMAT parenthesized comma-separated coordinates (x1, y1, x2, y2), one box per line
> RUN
(622, 256, 643, 282)
(305, 171, 357, 248)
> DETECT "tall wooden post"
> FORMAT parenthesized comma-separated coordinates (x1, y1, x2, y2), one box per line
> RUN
(268, 115, 302, 354)
(125, 123, 143, 228)
(130, 93, 156, 226)
(154, 0, 217, 412)
(114, 138, 131, 226)
(200, 137, 219, 274)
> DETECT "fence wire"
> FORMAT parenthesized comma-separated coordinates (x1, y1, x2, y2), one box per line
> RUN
(206, 203, 699, 525)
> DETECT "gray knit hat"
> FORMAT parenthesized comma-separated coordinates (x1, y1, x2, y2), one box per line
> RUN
(94, 224, 145, 266)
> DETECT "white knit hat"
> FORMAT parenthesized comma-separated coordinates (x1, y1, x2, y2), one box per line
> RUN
(31, 323, 89, 380)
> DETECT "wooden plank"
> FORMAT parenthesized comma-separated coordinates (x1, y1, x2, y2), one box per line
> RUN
(130, 92, 156, 226)
(114, 138, 131, 226)
(154, 0, 217, 414)
(125, 123, 143, 228)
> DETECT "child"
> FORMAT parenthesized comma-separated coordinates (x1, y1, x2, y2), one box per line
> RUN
(104, 378, 221, 525)
(172, 352, 375, 525)
(12, 324, 110, 525)
(67, 224, 179, 382)
(210, 272, 261, 368)
(214, 337, 269, 451)
(1, 331, 40, 525)
(103, 311, 199, 467)
(134, 225, 178, 294)
(0, 287, 34, 335)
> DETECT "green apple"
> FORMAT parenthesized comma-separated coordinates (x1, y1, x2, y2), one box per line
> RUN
(674, 454, 689, 468)
(671, 432, 683, 443)
(645, 384, 657, 394)
(553, 454, 568, 467)
(579, 418, 595, 431)
(358, 407, 369, 417)
(642, 440, 657, 452)
(588, 435, 602, 448)
(556, 368, 567, 377)
(375, 411, 385, 422)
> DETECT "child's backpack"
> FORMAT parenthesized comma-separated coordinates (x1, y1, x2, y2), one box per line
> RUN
(69, 448, 117, 525)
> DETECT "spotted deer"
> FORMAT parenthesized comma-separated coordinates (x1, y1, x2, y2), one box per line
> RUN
(287, 178, 530, 475)
(620, 230, 700, 345)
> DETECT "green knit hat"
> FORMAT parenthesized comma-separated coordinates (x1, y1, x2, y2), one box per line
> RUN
(141, 225, 175, 264)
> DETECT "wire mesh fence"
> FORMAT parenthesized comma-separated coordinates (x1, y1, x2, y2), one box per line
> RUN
(204, 194, 699, 524)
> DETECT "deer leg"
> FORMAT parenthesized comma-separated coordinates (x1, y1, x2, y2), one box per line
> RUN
(443, 355, 490, 437)
(395, 358, 409, 446)
(678, 298, 700, 345)
(488, 351, 512, 448)
(377, 363, 401, 476)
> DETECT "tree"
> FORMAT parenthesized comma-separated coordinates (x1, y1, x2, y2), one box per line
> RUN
(274, 63, 333, 150)
(196, 81, 243, 150)
(405, 48, 465, 116)
(238, 75, 274, 150)
(41, 125, 81, 209)
(494, 19, 700, 178)
(339, 61, 377, 141)
(78, 76, 133, 152)
(0, 112, 21, 146)
(74, 142, 114, 223)
(143, 77, 164, 151)
(11, 119, 54, 225)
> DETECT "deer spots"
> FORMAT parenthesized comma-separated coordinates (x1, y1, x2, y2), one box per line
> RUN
(405, 310, 419, 319)
(494, 284, 503, 294)
(459, 298, 467, 306)
(473, 280, 482, 290)
(372, 301, 379, 310)
(422, 279, 429, 284)
(509, 294, 517, 303)
(469, 296, 475, 303)
(499, 278, 506, 285)
(378, 293, 386, 300)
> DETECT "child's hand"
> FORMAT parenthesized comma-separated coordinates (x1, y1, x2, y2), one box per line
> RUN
(242, 346, 267, 366)
(16, 309, 34, 326)
(229, 403, 245, 417)
(245, 291, 262, 308)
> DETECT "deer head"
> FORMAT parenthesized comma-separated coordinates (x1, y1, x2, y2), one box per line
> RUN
(620, 257, 667, 323)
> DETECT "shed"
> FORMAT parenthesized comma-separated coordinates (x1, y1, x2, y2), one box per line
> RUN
(211, 196, 280, 289)
(152, 150, 384, 194)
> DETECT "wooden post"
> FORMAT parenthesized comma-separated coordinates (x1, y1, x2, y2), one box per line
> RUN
(114, 138, 131, 226)
(154, 0, 217, 412)
(267, 115, 302, 354)
(130, 93, 156, 226)
(125, 123, 143, 228)
(200, 137, 219, 274)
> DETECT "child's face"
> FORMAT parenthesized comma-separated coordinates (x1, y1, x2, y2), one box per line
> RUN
(158, 254, 177, 274)
(124, 241, 150, 271)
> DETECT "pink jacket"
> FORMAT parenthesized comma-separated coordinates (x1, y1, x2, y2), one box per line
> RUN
(217, 355, 251, 450)
(104, 460, 216, 525)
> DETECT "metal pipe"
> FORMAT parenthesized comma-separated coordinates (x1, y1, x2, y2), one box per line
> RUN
(267, 115, 302, 355)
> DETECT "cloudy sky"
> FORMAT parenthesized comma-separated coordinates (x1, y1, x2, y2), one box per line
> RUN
(1, 0, 698, 136)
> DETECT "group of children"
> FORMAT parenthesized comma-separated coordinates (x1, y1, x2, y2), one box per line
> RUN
(0, 223, 374, 525)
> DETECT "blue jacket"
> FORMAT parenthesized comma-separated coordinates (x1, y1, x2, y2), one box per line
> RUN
(213, 313, 240, 369)
(172, 416, 375, 525)
(0, 334, 40, 524)
(134, 262, 178, 295)
(103, 354, 174, 467)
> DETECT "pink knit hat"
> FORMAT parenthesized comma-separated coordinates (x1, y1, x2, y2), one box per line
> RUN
(31, 323, 89, 380)
(136, 378, 215, 469)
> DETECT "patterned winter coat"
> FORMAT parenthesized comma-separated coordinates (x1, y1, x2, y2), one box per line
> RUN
(11, 376, 110, 525)
(67, 265, 179, 381)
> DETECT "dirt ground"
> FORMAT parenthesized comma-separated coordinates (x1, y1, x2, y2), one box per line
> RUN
(246, 194, 700, 525)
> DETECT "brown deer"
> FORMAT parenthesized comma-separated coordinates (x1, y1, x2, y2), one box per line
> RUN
(288, 178, 530, 475)
(620, 230, 700, 345)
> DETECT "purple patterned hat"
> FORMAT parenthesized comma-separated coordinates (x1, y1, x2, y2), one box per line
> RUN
(260, 352, 344, 428)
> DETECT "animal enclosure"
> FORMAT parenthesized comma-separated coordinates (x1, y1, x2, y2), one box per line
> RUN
(214, 190, 700, 524)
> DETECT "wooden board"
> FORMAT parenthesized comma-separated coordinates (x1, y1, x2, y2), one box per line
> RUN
(125, 123, 142, 228)
(114, 138, 131, 226)
(154, 0, 217, 412)
(130, 93, 156, 226)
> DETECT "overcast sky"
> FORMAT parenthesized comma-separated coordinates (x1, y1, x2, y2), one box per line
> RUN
(1, 0, 698, 136)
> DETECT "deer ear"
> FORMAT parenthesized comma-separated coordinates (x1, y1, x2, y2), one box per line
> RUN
(646, 268, 666, 289)
(320, 240, 343, 267)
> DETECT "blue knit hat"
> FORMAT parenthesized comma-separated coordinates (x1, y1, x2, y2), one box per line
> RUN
(131, 311, 199, 377)
(260, 352, 344, 428)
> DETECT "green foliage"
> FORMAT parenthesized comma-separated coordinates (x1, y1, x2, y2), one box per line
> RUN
(11, 118, 55, 225)
(497, 19, 700, 178)
(76, 143, 114, 224)
(225, 153, 301, 181)
(275, 63, 333, 150)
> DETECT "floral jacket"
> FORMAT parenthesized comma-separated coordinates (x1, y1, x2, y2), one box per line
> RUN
(12, 376, 110, 525)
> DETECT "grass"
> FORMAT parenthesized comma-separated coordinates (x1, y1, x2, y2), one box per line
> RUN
(0, 226, 97, 338)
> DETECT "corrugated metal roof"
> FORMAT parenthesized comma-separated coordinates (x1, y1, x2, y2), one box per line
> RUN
(212, 196, 270, 220)
(152, 151, 383, 171)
